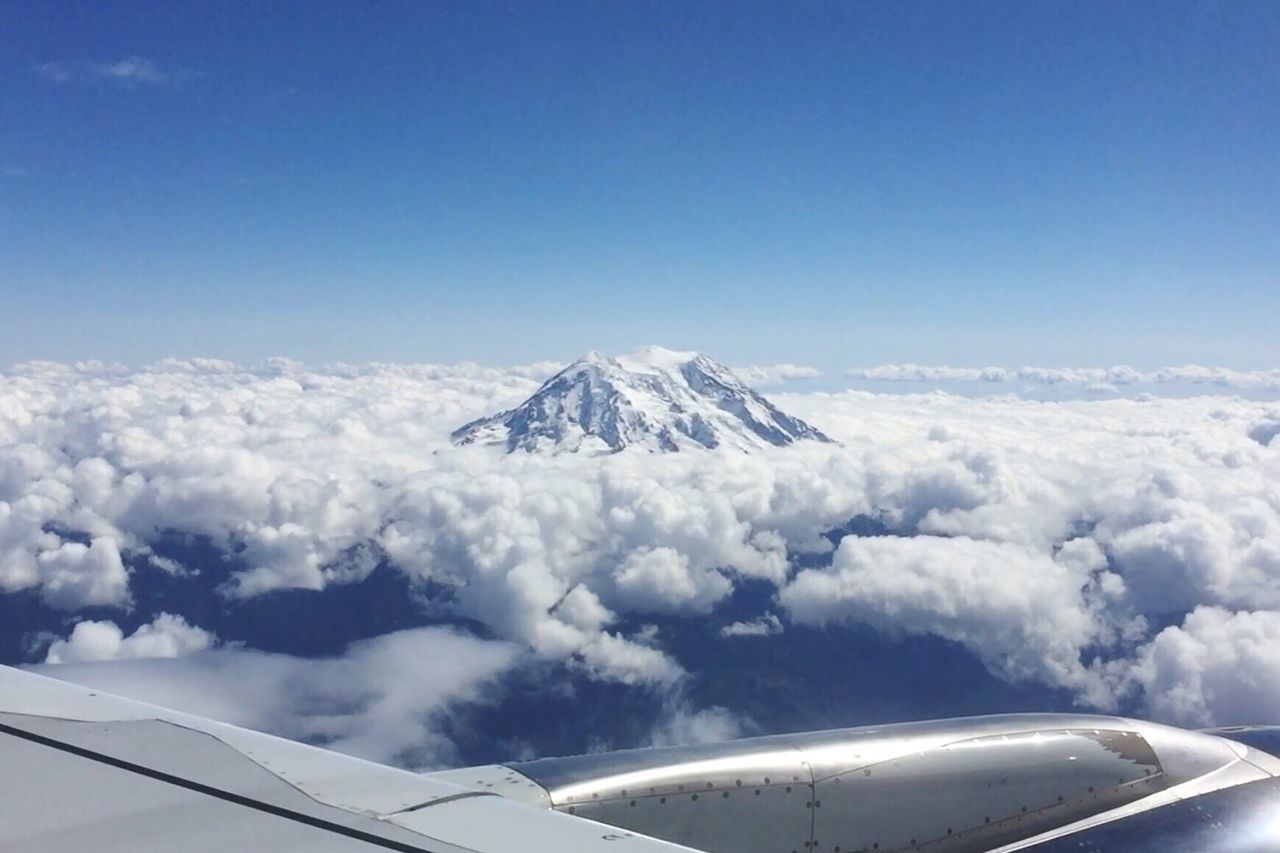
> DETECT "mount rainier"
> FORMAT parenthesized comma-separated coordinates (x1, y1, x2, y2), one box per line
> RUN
(452, 347, 832, 453)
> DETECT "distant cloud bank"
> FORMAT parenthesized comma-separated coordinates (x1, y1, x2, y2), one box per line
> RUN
(846, 364, 1280, 391)
(499, 360, 824, 387)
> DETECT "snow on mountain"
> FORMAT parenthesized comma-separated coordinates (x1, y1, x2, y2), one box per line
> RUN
(452, 347, 833, 453)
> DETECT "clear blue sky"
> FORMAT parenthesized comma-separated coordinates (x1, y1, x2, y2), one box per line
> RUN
(3, 1, 1277, 370)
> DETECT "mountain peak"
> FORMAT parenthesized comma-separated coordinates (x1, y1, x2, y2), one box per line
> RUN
(452, 348, 832, 454)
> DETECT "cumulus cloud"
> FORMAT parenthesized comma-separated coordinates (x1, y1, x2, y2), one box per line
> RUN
(613, 547, 733, 615)
(35, 57, 179, 86)
(3, 359, 1280, 727)
(780, 536, 1131, 704)
(33, 627, 521, 769)
(720, 613, 783, 637)
(648, 703, 745, 747)
(34, 537, 130, 610)
(846, 364, 1280, 391)
(44, 613, 216, 664)
(1133, 607, 1280, 727)
(731, 364, 823, 387)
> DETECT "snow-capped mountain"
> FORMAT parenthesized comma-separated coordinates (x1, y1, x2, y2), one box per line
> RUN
(453, 347, 832, 453)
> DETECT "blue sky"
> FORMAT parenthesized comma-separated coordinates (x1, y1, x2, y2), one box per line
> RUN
(3, 1, 1278, 370)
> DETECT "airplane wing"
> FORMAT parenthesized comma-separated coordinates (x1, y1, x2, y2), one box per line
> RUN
(6, 662, 1279, 853)
(0, 664, 698, 853)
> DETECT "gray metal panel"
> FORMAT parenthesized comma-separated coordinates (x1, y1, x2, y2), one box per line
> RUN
(0, 712, 497, 848)
(501, 713, 1280, 853)
(512, 713, 1137, 792)
(515, 737, 811, 791)
(422, 763, 553, 808)
(561, 773, 814, 853)
(0, 666, 709, 853)
(0, 731, 425, 853)
(0, 665, 477, 815)
(393, 794, 735, 853)
(809, 729, 1163, 853)
(1, 713, 489, 821)
(511, 736, 816, 853)
(990, 735, 1280, 851)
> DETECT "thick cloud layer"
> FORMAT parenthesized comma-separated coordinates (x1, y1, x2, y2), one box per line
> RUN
(5, 360, 1280, 733)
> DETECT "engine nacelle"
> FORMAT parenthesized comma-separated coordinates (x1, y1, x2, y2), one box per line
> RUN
(427, 713, 1280, 853)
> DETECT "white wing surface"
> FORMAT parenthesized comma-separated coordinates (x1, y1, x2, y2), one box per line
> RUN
(0, 665, 699, 853)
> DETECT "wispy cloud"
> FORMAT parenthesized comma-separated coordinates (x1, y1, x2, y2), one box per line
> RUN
(35, 56, 183, 87)
(846, 364, 1280, 391)
(36, 627, 521, 769)
(732, 363, 823, 386)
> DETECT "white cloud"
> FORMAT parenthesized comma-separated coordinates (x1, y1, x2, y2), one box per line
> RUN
(1153, 366, 1280, 389)
(510, 361, 565, 380)
(846, 364, 1280, 391)
(552, 584, 615, 631)
(648, 703, 745, 747)
(576, 632, 684, 686)
(779, 536, 1129, 704)
(44, 613, 216, 664)
(846, 365, 1011, 383)
(720, 613, 783, 637)
(35, 537, 130, 610)
(1133, 606, 1280, 727)
(33, 627, 521, 769)
(612, 547, 732, 615)
(731, 364, 823, 387)
(36, 56, 176, 86)
(3, 359, 1280, 725)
